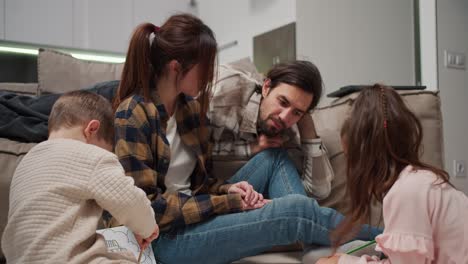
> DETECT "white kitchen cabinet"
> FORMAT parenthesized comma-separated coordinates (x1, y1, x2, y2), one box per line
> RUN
(5, 0, 73, 47)
(0, 0, 5, 39)
(73, 0, 133, 53)
(3, 0, 196, 53)
(133, 0, 196, 27)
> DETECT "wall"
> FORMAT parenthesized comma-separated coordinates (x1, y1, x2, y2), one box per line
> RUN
(437, 0, 468, 193)
(419, 0, 438, 90)
(197, 0, 296, 64)
(296, 0, 415, 103)
(0, 0, 4, 39)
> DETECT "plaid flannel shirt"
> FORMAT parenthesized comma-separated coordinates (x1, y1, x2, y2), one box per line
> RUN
(115, 92, 243, 232)
(209, 69, 334, 199)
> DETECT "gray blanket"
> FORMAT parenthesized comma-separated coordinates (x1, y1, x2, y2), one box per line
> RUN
(0, 80, 119, 143)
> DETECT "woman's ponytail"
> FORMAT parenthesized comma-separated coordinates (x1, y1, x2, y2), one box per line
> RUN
(113, 23, 156, 110)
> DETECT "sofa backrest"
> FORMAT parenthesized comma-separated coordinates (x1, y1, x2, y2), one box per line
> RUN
(38, 49, 124, 95)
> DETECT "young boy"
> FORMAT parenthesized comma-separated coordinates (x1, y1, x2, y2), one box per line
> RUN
(1, 91, 158, 263)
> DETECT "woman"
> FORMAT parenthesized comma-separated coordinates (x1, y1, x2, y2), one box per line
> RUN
(114, 13, 379, 264)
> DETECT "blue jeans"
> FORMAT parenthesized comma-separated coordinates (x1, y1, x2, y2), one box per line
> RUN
(153, 149, 381, 264)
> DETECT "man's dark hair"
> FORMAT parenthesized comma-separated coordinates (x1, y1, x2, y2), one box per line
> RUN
(266, 60, 323, 110)
(48, 90, 114, 144)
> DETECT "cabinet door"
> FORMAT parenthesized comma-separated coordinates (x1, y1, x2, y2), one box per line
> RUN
(73, 0, 132, 53)
(5, 0, 73, 46)
(133, 0, 195, 28)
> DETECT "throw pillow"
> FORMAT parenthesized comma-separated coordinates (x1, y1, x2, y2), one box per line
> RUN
(37, 49, 124, 94)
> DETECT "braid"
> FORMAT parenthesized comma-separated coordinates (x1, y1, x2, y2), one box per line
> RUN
(380, 85, 388, 128)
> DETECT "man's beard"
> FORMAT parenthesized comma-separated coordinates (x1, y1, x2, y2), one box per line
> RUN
(257, 115, 286, 137)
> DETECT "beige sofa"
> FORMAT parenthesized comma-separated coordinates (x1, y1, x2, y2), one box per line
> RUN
(0, 50, 444, 263)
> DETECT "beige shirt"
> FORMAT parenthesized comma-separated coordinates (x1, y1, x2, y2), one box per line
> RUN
(1, 139, 156, 264)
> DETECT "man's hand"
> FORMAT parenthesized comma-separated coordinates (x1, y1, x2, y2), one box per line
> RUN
(250, 134, 284, 155)
(315, 254, 342, 264)
(228, 181, 270, 210)
(297, 113, 318, 140)
(135, 225, 159, 251)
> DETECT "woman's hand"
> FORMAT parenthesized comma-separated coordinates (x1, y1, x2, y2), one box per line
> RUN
(228, 181, 269, 210)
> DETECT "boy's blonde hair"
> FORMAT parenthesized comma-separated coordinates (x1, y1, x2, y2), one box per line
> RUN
(48, 91, 114, 144)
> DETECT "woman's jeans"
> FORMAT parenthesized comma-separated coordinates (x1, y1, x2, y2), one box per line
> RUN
(153, 149, 381, 264)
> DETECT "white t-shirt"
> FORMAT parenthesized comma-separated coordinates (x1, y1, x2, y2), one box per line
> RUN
(164, 114, 196, 195)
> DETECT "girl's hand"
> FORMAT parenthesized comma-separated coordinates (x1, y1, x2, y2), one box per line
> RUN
(315, 254, 341, 264)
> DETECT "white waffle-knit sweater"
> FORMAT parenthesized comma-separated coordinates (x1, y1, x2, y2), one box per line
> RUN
(1, 138, 156, 264)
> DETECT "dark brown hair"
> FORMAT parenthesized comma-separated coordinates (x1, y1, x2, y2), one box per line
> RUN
(113, 13, 217, 117)
(49, 91, 114, 144)
(265, 60, 323, 110)
(332, 84, 451, 246)
(340, 118, 351, 156)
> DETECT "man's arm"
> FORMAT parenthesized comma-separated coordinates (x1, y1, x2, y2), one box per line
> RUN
(211, 136, 253, 158)
(212, 132, 283, 158)
(297, 114, 335, 200)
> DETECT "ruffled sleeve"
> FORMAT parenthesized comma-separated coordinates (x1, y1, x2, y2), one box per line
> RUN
(374, 166, 436, 263)
(375, 232, 434, 260)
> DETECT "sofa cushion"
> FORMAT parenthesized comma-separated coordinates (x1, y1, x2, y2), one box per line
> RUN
(313, 90, 444, 226)
(38, 49, 123, 94)
(0, 83, 38, 96)
(0, 138, 37, 259)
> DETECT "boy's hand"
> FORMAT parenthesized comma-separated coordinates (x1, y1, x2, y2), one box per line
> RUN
(135, 225, 159, 251)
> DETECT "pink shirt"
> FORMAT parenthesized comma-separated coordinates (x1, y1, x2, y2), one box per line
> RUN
(339, 165, 468, 264)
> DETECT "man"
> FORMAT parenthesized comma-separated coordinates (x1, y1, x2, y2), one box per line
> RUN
(209, 60, 334, 199)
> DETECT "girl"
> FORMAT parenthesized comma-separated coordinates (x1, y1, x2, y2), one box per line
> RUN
(316, 84, 468, 264)
(114, 14, 380, 264)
